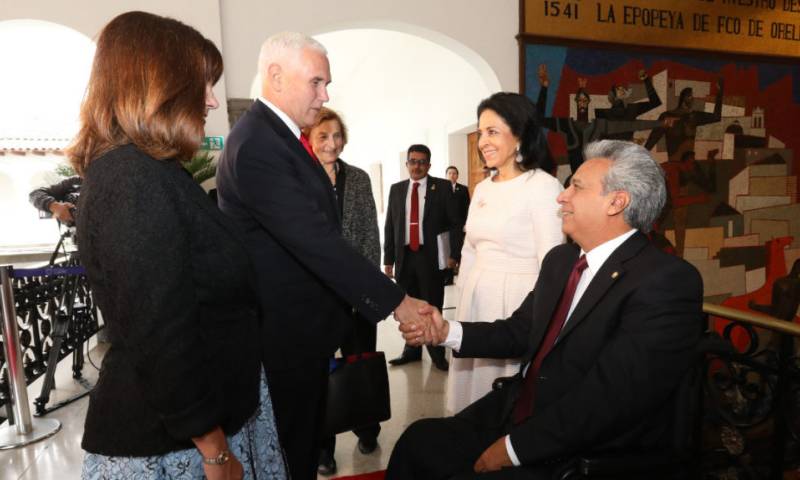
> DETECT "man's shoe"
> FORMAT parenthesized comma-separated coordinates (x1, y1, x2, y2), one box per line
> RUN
(388, 353, 421, 366)
(357, 437, 378, 454)
(317, 450, 337, 476)
(432, 356, 449, 371)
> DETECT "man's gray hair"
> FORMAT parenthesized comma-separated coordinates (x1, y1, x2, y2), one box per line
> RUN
(257, 32, 327, 75)
(584, 140, 666, 232)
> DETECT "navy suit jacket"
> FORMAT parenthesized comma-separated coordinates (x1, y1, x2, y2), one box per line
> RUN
(216, 101, 404, 369)
(456, 232, 704, 464)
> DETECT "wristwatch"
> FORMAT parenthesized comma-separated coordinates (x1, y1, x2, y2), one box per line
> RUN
(203, 450, 230, 465)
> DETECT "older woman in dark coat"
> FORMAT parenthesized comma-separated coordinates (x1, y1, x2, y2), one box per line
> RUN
(304, 107, 381, 475)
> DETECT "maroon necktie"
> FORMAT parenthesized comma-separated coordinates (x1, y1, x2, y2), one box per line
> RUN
(409, 182, 420, 251)
(299, 133, 318, 163)
(512, 254, 588, 424)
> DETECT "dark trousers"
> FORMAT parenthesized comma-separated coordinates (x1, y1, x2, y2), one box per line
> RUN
(320, 309, 381, 456)
(265, 359, 329, 480)
(386, 387, 559, 479)
(398, 246, 446, 362)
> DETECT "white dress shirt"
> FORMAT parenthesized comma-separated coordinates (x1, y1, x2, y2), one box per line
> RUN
(258, 97, 301, 139)
(441, 228, 637, 466)
(404, 176, 427, 247)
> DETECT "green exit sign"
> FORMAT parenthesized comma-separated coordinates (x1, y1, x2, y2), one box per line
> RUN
(201, 136, 224, 150)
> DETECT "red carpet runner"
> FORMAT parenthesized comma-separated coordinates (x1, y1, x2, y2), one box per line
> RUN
(333, 470, 385, 480)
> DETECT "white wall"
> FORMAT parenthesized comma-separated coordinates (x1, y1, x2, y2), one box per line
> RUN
(223, 0, 516, 192)
(220, 0, 518, 98)
(0, 154, 67, 247)
(304, 29, 489, 185)
(0, 0, 231, 138)
(1, 0, 519, 246)
(2, 0, 518, 142)
(0, 19, 95, 247)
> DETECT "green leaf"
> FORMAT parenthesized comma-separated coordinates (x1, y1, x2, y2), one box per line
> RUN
(184, 150, 217, 184)
(54, 164, 76, 178)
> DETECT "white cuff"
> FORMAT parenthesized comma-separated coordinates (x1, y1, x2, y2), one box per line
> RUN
(441, 320, 462, 351)
(505, 435, 521, 466)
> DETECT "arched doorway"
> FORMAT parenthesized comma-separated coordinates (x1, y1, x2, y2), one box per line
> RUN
(247, 25, 499, 212)
(0, 19, 94, 248)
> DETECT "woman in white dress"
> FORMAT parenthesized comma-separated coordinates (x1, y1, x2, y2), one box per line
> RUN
(446, 92, 564, 414)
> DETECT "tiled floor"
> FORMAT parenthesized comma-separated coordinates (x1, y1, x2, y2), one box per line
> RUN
(0, 286, 458, 479)
(0, 341, 104, 480)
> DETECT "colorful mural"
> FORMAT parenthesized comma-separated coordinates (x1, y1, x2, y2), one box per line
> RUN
(524, 41, 800, 328)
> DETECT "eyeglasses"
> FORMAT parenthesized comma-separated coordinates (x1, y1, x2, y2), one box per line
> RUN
(407, 159, 430, 166)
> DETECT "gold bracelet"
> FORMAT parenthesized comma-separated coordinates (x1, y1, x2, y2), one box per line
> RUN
(203, 450, 230, 465)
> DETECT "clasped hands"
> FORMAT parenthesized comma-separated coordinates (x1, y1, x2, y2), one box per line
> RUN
(393, 295, 448, 346)
(394, 295, 513, 473)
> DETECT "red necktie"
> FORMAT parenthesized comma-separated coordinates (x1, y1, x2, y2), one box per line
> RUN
(409, 182, 420, 251)
(512, 254, 588, 424)
(300, 133, 318, 163)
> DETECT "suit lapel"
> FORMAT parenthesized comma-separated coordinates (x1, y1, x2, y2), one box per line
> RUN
(556, 232, 649, 342)
(252, 101, 340, 224)
(420, 176, 433, 223)
(253, 101, 310, 163)
(548, 248, 581, 316)
(523, 246, 581, 363)
(422, 177, 433, 223)
(397, 181, 409, 224)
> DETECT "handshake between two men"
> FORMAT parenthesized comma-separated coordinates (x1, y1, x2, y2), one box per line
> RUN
(383, 144, 705, 479)
(392, 298, 448, 347)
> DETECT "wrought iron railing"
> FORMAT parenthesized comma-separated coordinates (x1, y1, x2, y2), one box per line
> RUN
(0, 259, 100, 422)
(701, 302, 800, 479)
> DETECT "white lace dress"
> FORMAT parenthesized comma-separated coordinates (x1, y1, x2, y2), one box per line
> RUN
(446, 169, 564, 415)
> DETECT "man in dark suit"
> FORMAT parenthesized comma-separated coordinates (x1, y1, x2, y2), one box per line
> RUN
(384, 145, 454, 371)
(215, 32, 429, 480)
(388, 140, 704, 479)
(443, 165, 470, 285)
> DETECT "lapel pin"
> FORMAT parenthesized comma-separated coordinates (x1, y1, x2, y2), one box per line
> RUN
(431, 183, 436, 191)
(611, 271, 619, 279)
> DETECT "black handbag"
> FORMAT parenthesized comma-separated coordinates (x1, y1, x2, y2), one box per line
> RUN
(322, 351, 391, 436)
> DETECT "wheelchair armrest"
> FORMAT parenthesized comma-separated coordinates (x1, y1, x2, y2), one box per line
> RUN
(492, 376, 516, 391)
(577, 451, 689, 476)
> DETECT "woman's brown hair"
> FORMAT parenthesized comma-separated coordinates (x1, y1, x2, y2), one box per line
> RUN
(303, 107, 349, 145)
(67, 11, 223, 175)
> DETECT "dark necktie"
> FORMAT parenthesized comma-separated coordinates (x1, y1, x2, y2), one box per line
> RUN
(299, 133, 318, 163)
(409, 182, 420, 251)
(512, 254, 588, 424)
